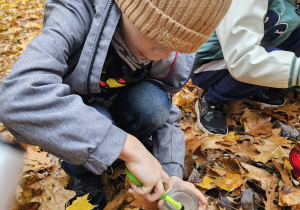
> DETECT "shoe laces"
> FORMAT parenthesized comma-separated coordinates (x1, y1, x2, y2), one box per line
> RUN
(207, 102, 223, 112)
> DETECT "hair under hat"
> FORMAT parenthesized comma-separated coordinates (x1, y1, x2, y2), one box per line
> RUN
(115, 0, 232, 54)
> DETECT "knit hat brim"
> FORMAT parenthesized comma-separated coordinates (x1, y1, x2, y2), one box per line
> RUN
(116, 0, 232, 53)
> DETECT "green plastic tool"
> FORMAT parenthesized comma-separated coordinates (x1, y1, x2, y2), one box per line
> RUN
(125, 168, 184, 210)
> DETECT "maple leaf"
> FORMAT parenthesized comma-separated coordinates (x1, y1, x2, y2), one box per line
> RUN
(241, 108, 273, 137)
(31, 174, 76, 210)
(263, 97, 300, 127)
(23, 146, 56, 172)
(67, 194, 95, 210)
(128, 189, 159, 210)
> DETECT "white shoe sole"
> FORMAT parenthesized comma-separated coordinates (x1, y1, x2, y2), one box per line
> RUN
(243, 99, 286, 108)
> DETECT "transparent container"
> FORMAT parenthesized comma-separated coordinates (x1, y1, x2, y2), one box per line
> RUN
(162, 187, 199, 210)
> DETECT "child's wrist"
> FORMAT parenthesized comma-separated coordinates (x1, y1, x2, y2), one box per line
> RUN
(118, 133, 144, 162)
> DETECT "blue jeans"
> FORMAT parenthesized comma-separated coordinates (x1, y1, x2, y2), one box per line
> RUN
(62, 81, 172, 176)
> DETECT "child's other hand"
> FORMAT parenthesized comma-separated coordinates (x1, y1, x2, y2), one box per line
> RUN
(119, 134, 169, 202)
(157, 176, 208, 210)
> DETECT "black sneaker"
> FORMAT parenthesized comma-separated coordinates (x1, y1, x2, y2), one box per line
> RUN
(195, 96, 228, 135)
(68, 174, 106, 210)
(244, 88, 285, 108)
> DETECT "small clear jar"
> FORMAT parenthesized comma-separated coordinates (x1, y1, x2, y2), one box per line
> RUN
(162, 187, 199, 210)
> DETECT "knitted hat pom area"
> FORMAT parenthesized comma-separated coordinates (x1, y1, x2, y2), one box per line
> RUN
(115, 0, 232, 54)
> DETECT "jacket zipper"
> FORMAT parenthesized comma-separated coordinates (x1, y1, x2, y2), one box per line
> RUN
(86, 0, 113, 94)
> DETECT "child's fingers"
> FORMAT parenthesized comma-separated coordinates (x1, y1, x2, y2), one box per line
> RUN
(198, 193, 208, 206)
(145, 180, 165, 202)
(129, 180, 164, 202)
(157, 200, 163, 210)
(129, 182, 152, 195)
(161, 170, 169, 183)
(198, 204, 208, 210)
(185, 183, 208, 206)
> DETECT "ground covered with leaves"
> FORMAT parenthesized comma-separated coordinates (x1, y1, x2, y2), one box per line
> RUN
(1, 0, 300, 209)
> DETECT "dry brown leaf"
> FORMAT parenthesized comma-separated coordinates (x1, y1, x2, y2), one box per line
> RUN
(241, 163, 278, 190)
(129, 189, 159, 210)
(173, 93, 186, 107)
(103, 189, 130, 210)
(263, 98, 300, 127)
(234, 140, 260, 160)
(272, 160, 292, 187)
(31, 174, 76, 210)
(200, 135, 229, 151)
(207, 164, 226, 177)
(241, 108, 273, 137)
(252, 140, 288, 164)
(279, 187, 300, 206)
(224, 101, 246, 127)
(292, 204, 300, 210)
(19, 174, 41, 204)
(23, 146, 55, 172)
(184, 124, 206, 155)
(263, 181, 281, 210)
(268, 134, 293, 148)
(204, 157, 247, 192)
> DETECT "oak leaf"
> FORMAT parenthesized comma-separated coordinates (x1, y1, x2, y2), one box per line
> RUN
(31, 174, 76, 210)
(241, 163, 278, 190)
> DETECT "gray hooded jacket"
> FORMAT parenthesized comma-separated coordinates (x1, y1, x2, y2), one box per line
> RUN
(0, 0, 195, 178)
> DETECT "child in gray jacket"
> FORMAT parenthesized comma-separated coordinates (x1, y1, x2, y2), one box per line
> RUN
(0, 0, 231, 209)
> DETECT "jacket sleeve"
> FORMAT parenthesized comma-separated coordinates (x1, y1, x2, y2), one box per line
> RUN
(0, 0, 127, 175)
(216, 0, 300, 88)
(152, 102, 185, 178)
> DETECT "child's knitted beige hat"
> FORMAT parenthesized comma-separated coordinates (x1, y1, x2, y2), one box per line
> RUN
(115, 0, 232, 54)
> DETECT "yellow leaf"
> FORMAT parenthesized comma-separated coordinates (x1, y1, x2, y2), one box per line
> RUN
(67, 194, 95, 210)
(284, 159, 293, 173)
(224, 132, 239, 142)
(195, 176, 216, 190)
(213, 172, 244, 192)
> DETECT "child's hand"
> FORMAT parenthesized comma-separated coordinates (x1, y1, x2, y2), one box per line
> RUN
(157, 176, 208, 210)
(119, 134, 169, 202)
